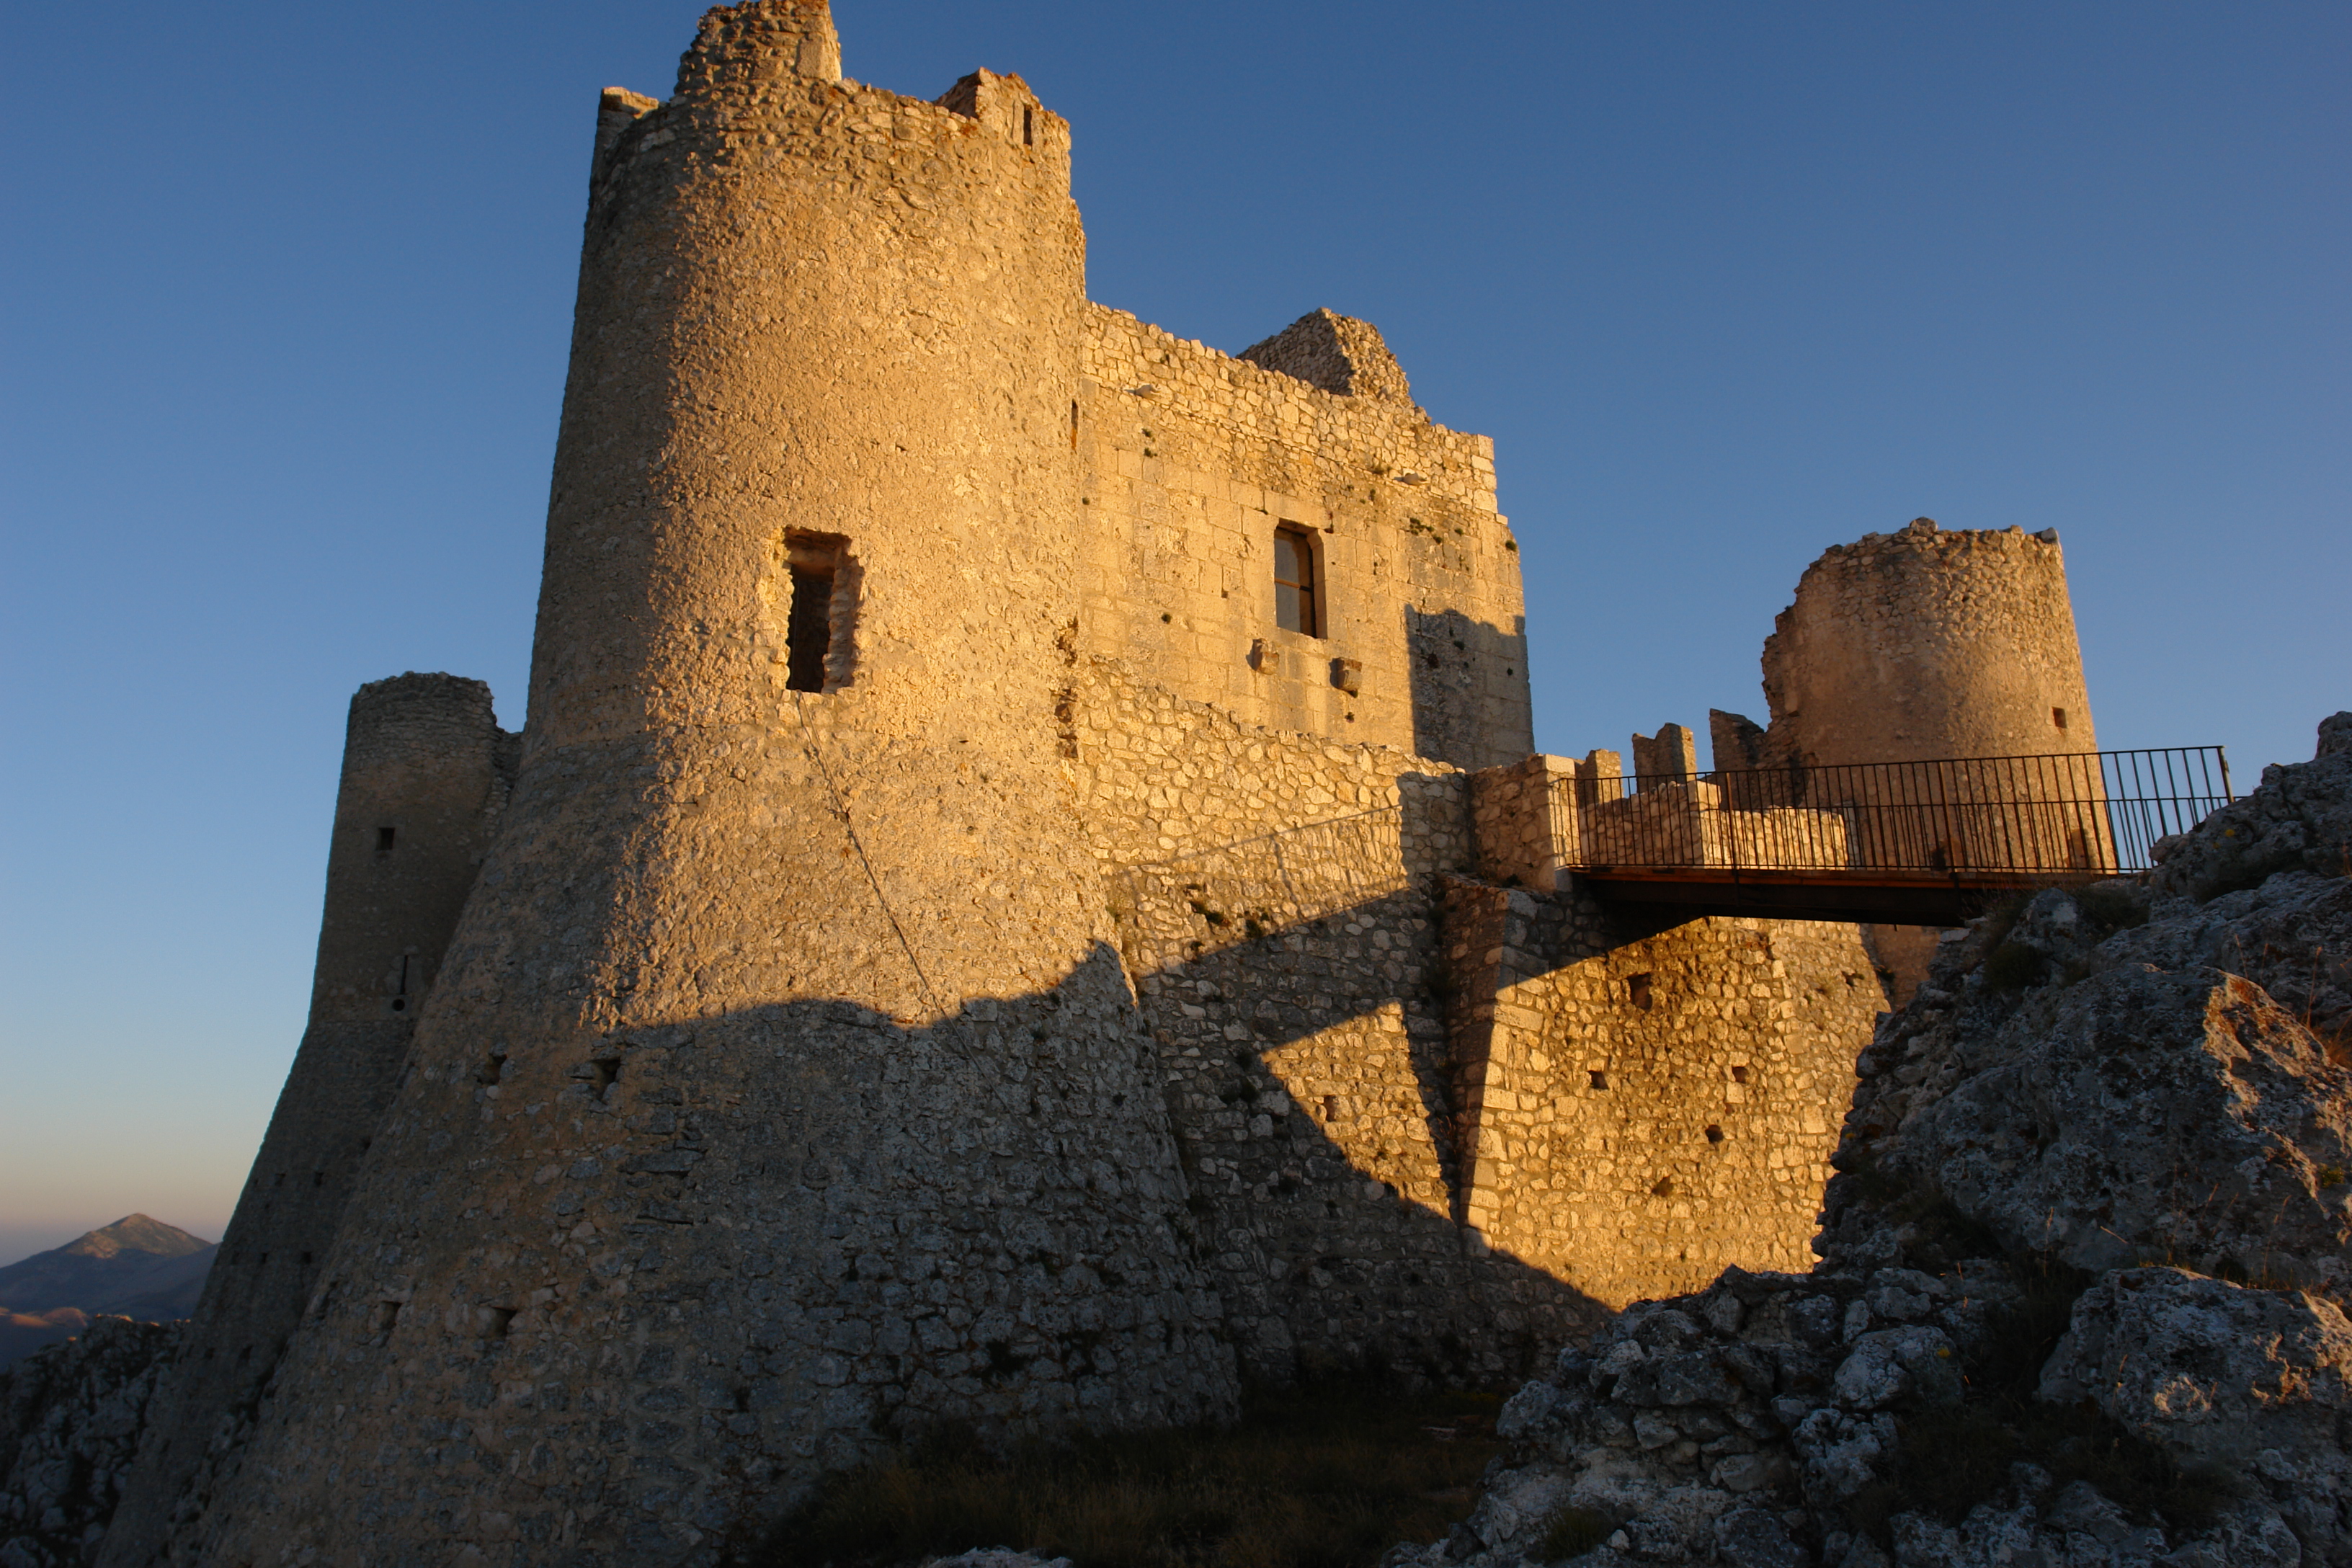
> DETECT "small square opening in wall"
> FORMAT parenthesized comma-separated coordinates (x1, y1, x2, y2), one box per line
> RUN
(1730, 1065, 1750, 1084)
(1273, 524, 1321, 638)
(375, 826, 396, 855)
(1627, 973, 1654, 1011)
(1587, 1070, 1609, 1091)
(2053, 706, 2070, 731)
(783, 533, 855, 693)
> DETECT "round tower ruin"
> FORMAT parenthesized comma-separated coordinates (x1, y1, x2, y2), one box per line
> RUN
(1757, 517, 2101, 994)
(1760, 517, 2096, 767)
(105, 673, 514, 1567)
(184, 6, 1237, 1563)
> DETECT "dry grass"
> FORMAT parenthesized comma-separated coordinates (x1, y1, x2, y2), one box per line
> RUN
(757, 1377, 1503, 1568)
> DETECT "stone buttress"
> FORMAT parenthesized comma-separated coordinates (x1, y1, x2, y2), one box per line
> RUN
(102, 674, 514, 1567)
(185, 6, 1236, 1564)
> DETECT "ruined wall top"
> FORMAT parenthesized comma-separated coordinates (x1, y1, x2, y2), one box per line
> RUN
(1756, 517, 2095, 767)
(676, 0, 842, 97)
(1240, 308, 1418, 407)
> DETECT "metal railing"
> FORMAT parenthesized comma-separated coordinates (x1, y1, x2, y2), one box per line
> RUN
(1553, 747, 2231, 878)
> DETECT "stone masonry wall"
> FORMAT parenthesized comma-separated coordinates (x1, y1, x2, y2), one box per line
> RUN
(1077, 306, 1531, 772)
(1446, 886, 1884, 1308)
(1757, 518, 2096, 769)
(180, 12, 1239, 1566)
(104, 674, 517, 1568)
(1070, 664, 1888, 1371)
(1071, 658, 1599, 1381)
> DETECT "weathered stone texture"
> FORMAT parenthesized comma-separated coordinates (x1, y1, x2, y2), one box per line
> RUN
(1423, 713, 2352, 1568)
(1079, 306, 1529, 771)
(1755, 517, 2096, 767)
(102, 673, 514, 1568)
(177, 9, 1237, 1564)
(1446, 889, 1881, 1307)
(2, 1319, 179, 1568)
(97, 4, 1912, 1562)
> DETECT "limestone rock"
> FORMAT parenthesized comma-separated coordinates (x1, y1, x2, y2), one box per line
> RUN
(1901, 965, 2352, 1289)
(2152, 712, 2352, 901)
(1410, 713, 2352, 1568)
(0, 1319, 178, 1568)
(2040, 1266, 2352, 1474)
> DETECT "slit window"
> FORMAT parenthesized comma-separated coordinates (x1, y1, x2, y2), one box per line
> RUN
(1022, 107, 1034, 146)
(2052, 706, 2069, 731)
(375, 827, 396, 855)
(1273, 525, 1320, 637)
(783, 533, 851, 693)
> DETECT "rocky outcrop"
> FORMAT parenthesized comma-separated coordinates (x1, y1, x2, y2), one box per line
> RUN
(2149, 711, 2352, 901)
(0, 1319, 179, 1568)
(1404, 712, 2352, 1568)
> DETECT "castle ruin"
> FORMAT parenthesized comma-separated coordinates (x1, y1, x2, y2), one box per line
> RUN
(99, 6, 2099, 1564)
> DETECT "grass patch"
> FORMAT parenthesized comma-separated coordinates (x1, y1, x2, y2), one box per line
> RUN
(757, 1377, 1503, 1568)
(1536, 1507, 1612, 1560)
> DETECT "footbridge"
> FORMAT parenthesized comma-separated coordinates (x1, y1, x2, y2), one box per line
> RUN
(1502, 747, 2233, 927)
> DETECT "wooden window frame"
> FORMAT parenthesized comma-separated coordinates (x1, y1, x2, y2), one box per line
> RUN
(1273, 523, 1322, 638)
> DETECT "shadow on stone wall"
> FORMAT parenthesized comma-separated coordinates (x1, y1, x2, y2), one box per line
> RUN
(1106, 783, 1608, 1386)
(1404, 605, 1529, 771)
(154, 935, 1603, 1568)
(1132, 897, 1608, 1387)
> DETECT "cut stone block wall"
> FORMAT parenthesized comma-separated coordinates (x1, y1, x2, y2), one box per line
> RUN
(1446, 887, 1884, 1307)
(1077, 307, 1531, 772)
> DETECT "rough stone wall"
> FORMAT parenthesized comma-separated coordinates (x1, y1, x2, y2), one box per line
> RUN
(103, 674, 514, 1568)
(1237, 307, 1418, 406)
(1756, 518, 2096, 768)
(107, 7, 1911, 1562)
(1446, 891, 1883, 1308)
(1069, 667, 1884, 1370)
(1733, 518, 2103, 999)
(1077, 306, 1531, 771)
(1069, 659, 1603, 1380)
(182, 10, 1236, 1566)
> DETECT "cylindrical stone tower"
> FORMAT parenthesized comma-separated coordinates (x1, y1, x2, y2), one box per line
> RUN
(104, 673, 513, 1568)
(1761, 517, 2097, 767)
(187, 6, 1237, 1564)
(1759, 517, 2101, 994)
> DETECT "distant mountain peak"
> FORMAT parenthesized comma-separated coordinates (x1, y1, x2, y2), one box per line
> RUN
(61, 1215, 213, 1260)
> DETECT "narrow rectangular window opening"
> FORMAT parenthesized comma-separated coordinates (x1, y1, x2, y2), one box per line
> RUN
(2052, 705, 2069, 730)
(375, 826, 396, 855)
(1022, 107, 1034, 146)
(1628, 973, 1654, 1011)
(784, 533, 851, 693)
(1273, 525, 1320, 637)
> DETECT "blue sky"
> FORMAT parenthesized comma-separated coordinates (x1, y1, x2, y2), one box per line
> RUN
(2, 0, 2344, 1264)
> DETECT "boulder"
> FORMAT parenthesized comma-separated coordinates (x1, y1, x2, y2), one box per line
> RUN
(1902, 966, 2352, 1290)
(2151, 713, 2352, 902)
